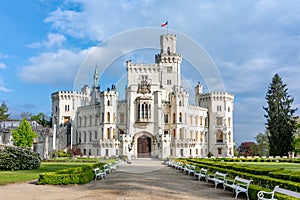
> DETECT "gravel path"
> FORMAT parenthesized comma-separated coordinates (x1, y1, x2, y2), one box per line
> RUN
(0, 159, 242, 200)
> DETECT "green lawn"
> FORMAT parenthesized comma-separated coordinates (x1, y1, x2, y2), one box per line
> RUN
(234, 162, 300, 172)
(0, 162, 91, 185)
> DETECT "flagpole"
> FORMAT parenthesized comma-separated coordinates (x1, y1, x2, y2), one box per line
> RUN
(167, 22, 169, 35)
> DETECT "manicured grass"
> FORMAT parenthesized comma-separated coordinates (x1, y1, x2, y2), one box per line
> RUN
(234, 162, 300, 172)
(0, 162, 91, 185)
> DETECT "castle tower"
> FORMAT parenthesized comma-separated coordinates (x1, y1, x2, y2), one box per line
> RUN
(155, 34, 182, 92)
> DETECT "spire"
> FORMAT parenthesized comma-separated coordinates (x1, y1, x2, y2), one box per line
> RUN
(93, 64, 99, 87)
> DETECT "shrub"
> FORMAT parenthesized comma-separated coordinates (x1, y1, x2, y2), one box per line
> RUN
(38, 162, 104, 185)
(0, 145, 41, 170)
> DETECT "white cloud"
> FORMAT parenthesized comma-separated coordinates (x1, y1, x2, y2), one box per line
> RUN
(18, 47, 95, 85)
(0, 78, 11, 92)
(18, 0, 300, 144)
(0, 62, 7, 69)
(29, 33, 66, 48)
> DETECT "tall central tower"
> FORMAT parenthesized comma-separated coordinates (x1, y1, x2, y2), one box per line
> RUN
(155, 34, 182, 94)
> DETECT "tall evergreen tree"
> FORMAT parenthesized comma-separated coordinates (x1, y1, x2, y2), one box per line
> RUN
(264, 74, 297, 156)
(0, 101, 10, 122)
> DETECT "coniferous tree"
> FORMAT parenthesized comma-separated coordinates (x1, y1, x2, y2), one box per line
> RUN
(264, 74, 297, 156)
(0, 101, 10, 122)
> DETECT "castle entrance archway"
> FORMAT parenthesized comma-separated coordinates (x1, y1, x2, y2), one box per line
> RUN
(137, 135, 151, 158)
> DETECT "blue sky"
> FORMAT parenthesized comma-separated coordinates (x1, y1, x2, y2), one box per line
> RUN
(1, 0, 300, 145)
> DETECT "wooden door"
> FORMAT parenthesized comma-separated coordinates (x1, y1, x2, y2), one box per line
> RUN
(137, 136, 151, 158)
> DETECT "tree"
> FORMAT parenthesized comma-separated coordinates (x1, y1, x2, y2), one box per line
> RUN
(12, 118, 38, 147)
(263, 74, 297, 156)
(237, 142, 256, 156)
(20, 112, 32, 119)
(254, 132, 269, 156)
(31, 112, 50, 127)
(292, 122, 300, 154)
(0, 101, 10, 122)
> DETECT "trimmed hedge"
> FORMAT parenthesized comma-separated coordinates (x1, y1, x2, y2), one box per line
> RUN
(38, 162, 104, 185)
(176, 158, 300, 199)
(0, 145, 41, 170)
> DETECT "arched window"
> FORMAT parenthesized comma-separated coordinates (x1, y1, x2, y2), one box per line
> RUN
(180, 129, 183, 139)
(217, 131, 223, 143)
(107, 100, 110, 106)
(137, 103, 140, 119)
(107, 112, 110, 123)
(173, 113, 176, 124)
(141, 104, 145, 118)
(167, 47, 171, 55)
(173, 129, 176, 139)
(179, 100, 182, 106)
(228, 132, 231, 142)
(179, 112, 182, 122)
(106, 128, 110, 140)
(148, 104, 151, 118)
(145, 103, 148, 118)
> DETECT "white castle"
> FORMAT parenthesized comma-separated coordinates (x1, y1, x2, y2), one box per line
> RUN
(51, 34, 234, 159)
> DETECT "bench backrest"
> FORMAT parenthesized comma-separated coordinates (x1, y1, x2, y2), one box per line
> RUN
(235, 177, 252, 188)
(274, 186, 300, 198)
(215, 171, 227, 180)
(200, 168, 208, 174)
(93, 168, 100, 174)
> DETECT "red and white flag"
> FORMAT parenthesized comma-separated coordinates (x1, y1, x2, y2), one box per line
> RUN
(161, 21, 168, 27)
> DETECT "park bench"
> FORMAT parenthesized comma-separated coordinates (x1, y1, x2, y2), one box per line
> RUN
(223, 176, 252, 200)
(207, 171, 227, 189)
(93, 167, 106, 180)
(103, 164, 111, 174)
(184, 165, 196, 176)
(194, 168, 208, 182)
(108, 163, 117, 172)
(257, 185, 300, 200)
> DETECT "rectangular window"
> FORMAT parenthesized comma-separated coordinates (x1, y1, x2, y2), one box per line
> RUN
(120, 113, 125, 124)
(167, 79, 172, 85)
(217, 105, 221, 112)
(196, 149, 199, 155)
(217, 117, 223, 126)
(106, 149, 109, 156)
(164, 114, 169, 123)
(180, 149, 183, 156)
(164, 130, 169, 135)
(167, 66, 172, 73)
(200, 117, 203, 126)
(190, 115, 193, 125)
(173, 129, 176, 139)
(228, 117, 231, 127)
(190, 149, 192, 156)
(218, 148, 222, 155)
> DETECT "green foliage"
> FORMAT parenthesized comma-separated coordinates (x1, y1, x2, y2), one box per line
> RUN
(264, 74, 297, 156)
(30, 112, 51, 127)
(0, 145, 41, 171)
(179, 158, 300, 194)
(255, 132, 269, 156)
(38, 162, 104, 185)
(0, 101, 10, 121)
(12, 118, 38, 147)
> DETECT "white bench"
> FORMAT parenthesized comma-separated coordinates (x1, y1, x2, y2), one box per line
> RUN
(93, 167, 106, 180)
(257, 185, 300, 200)
(207, 171, 227, 189)
(224, 176, 252, 200)
(194, 168, 208, 182)
(183, 164, 195, 176)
